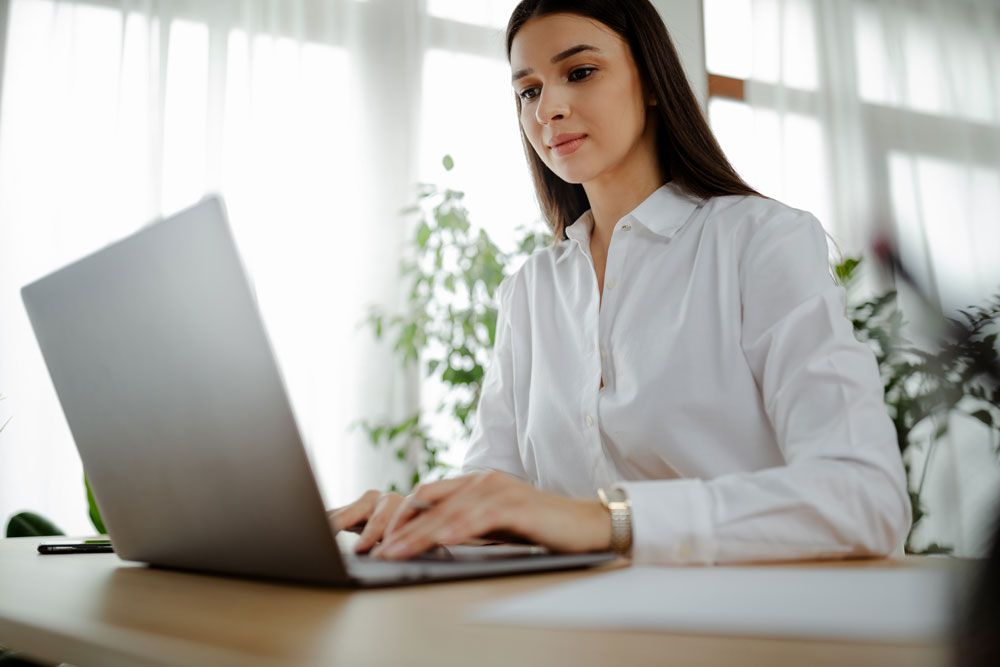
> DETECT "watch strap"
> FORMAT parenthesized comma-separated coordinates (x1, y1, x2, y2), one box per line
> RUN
(598, 486, 632, 555)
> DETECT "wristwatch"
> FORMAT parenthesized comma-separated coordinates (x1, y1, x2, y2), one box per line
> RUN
(597, 487, 632, 555)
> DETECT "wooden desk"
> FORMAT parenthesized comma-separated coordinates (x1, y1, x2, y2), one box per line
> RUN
(0, 536, 956, 667)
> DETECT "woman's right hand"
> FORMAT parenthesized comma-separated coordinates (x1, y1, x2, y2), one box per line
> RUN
(327, 490, 406, 554)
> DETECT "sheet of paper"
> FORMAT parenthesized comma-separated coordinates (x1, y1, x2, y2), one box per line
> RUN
(467, 565, 966, 642)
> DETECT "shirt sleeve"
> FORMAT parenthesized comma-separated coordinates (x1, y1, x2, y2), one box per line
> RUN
(458, 274, 531, 481)
(616, 210, 912, 565)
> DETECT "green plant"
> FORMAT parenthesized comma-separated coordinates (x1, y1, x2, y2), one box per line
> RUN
(354, 155, 550, 493)
(3, 475, 105, 538)
(837, 258, 1000, 554)
(2, 392, 107, 538)
(85, 476, 106, 534)
(4, 512, 64, 538)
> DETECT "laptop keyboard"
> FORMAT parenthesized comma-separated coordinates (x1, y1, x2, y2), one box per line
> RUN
(349, 543, 550, 563)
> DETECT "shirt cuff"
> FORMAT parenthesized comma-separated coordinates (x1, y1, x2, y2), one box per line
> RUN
(614, 478, 716, 566)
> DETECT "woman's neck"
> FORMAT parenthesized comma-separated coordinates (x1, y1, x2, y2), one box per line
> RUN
(585, 172, 667, 250)
(582, 127, 667, 250)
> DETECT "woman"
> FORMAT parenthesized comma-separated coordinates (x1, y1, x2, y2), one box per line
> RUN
(329, 0, 911, 565)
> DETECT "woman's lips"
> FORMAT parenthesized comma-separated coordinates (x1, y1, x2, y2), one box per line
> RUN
(551, 135, 587, 157)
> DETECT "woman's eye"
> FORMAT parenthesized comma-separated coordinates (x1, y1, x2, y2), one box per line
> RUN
(519, 87, 539, 101)
(518, 68, 596, 102)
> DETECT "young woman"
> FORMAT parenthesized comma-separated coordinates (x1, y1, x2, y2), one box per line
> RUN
(329, 0, 911, 565)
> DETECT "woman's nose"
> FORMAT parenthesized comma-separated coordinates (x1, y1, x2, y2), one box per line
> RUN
(535, 88, 570, 125)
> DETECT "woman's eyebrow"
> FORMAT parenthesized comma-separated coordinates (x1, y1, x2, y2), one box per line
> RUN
(511, 44, 603, 83)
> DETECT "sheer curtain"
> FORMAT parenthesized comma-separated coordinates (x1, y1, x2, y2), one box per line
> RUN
(709, 0, 1000, 555)
(0, 0, 537, 534)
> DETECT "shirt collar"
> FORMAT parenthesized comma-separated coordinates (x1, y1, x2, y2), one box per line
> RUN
(557, 181, 705, 264)
(561, 209, 594, 259)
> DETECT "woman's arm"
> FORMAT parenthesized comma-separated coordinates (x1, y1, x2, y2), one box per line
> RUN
(457, 273, 532, 481)
(370, 272, 614, 559)
(616, 211, 912, 565)
(330, 287, 529, 554)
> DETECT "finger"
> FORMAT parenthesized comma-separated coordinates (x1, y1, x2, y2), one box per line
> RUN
(378, 475, 498, 552)
(383, 477, 476, 539)
(342, 519, 368, 534)
(374, 472, 500, 556)
(329, 507, 365, 532)
(328, 490, 381, 532)
(375, 502, 497, 560)
(328, 509, 366, 533)
(375, 486, 510, 560)
(381, 497, 431, 540)
(354, 495, 404, 553)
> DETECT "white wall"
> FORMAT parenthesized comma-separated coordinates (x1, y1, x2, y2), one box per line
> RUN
(652, 0, 707, 113)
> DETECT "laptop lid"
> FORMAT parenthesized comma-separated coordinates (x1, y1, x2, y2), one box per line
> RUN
(21, 196, 348, 584)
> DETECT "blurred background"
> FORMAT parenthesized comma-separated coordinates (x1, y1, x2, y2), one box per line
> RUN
(0, 0, 997, 555)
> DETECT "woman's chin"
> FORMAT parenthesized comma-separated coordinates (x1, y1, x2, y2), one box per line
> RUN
(551, 164, 600, 185)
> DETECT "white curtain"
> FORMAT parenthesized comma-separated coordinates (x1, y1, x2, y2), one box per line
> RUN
(0, 0, 535, 535)
(712, 0, 1000, 555)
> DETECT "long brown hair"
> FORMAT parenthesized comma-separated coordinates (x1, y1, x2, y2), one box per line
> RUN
(506, 0, 764, 240)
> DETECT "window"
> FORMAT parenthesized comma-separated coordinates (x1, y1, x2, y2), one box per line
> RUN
(0, 0, 537, 525)
(702, 0, 1000, 313)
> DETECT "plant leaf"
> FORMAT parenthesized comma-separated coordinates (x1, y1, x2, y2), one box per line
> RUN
(5, 511, 64, 537)
(85, 475, 106, 534)
(415, 221, 432, 249)
(388, 414, 420, 440)
(911, 542, 954, 556)
(833, 257, 861, 285)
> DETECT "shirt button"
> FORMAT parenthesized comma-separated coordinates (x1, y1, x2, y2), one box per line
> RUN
(621, 223, 631, 231)
(585, 414, 595, 427)
(606, 279, 617, 290)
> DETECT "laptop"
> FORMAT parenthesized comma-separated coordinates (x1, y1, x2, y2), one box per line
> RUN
(20, 195, 615, 587)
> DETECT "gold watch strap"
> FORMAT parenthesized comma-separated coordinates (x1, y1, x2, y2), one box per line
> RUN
(597, 487, 632, 555)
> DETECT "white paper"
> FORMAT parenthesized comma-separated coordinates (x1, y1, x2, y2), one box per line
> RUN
(467, 565, 965, 642)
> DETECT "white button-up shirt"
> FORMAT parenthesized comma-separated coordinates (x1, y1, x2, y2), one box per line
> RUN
(460, 181, 912, 566)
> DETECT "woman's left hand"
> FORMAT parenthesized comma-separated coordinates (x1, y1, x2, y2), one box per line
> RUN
(369, 470, 612, 560)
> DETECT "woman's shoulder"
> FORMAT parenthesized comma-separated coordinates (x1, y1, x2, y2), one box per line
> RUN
(702, 193, 832, 287)
(703, 192, 820, 237)
(697, 193, 827, 267)
(491, 241, 565, 315)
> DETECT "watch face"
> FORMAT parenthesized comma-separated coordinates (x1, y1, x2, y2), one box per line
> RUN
(608, 487, 628, 503)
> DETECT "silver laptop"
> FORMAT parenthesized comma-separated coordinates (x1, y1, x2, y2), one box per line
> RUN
(20, 195, 615, 587)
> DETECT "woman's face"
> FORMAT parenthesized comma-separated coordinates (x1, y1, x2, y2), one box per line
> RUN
(510, 13, 654, 185)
